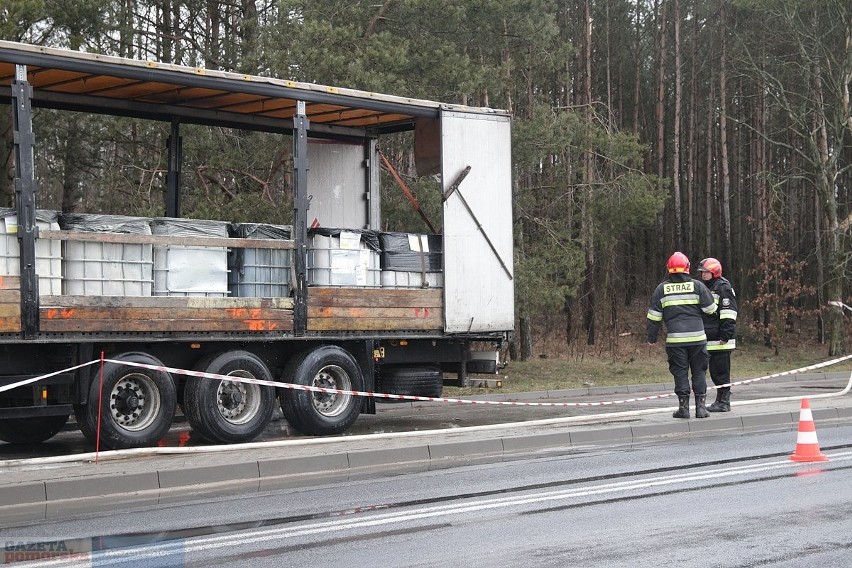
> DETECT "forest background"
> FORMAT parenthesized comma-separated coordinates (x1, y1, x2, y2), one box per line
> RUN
(0, 0, 851, 362)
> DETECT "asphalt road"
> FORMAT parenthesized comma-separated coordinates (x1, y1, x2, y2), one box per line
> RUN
(4, 424, 852, 567)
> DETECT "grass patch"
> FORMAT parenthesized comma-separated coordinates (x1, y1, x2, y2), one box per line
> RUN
(444, 342, 852, 397)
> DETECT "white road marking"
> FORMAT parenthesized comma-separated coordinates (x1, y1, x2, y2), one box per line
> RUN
(20, 451, 852, 567)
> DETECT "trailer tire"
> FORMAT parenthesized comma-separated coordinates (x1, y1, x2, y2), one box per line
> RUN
(73, 404, 95, 440)
(78, 352, 176, 449)
(183, 351, 276, 444)
(376, 365, 443, 402)
(279, 346, 363, 436)
(0, 414, 70, 444)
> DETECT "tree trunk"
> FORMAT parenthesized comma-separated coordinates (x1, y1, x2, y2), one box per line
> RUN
(59, 34, 86, 212)
(365, 0, 395, 38)
(811, 41, 844, 355)
(520, 316, 533, 360)
(704, 78, 715, 253)
(206, 1, 221, 69)
(815, 189, 825, 344)
(757, 66, 769, 286)
(563, 295, 574, 344)
(686, 13, 698, 254)
(605, 0, 614, 126)
(718, 0, 732, 267)
(672, 0, 683, 246)
(240, 0, 259, 74)
(583, 0, 596, 346)
(655, 0, 668, 245)
(633, 0, 642, 134)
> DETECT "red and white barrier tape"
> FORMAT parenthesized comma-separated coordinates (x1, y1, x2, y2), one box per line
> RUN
(0, 360, 100, 393)
(3, 353, 850, 407)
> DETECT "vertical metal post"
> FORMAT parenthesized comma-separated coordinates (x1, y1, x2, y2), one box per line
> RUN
(365, 139, 380, 230)
(292, 101, 310, 334)
(11, 64, 39, 338)
(165, 119, 182, 217)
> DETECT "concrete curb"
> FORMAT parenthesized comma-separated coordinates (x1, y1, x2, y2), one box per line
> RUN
(1, 403, 847, 526)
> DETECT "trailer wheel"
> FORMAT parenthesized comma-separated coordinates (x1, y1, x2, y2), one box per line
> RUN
(73, 404, 95, 440)
(78, 352, 176, 449)
(0, 414, 70, 444)
(183, 351, 275, 444)
(377, 365, 443, 402)
(279, 346, 363, 435)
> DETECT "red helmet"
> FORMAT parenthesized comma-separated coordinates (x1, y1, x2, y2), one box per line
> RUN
(667, 252, 690, 274)
(697, 257, 722, 278)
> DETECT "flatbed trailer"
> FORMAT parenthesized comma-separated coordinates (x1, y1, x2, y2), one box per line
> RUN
(0, 41, 514, 449)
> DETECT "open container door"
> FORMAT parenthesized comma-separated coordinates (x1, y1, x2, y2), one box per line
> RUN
(440, 110, 514, 333)
(307, 139, 379, 230)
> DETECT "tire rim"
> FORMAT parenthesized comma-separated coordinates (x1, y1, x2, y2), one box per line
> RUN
(310, 364, 352, 417)
(217, 372, 261, 425)
(109, 373, 162, 432)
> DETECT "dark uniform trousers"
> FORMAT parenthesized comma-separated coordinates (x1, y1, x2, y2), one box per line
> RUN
(709, 350, 731, 387)
(666, 344, 709, 397)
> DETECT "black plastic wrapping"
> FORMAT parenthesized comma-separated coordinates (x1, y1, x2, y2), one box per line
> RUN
(59, 213, 151, 234)
(379, 232, 442, 272)
(230, 223, 292, 240)
(151, 217, 228, 237)
(308, 227, 381, 252)
(0, 208, 60, 224)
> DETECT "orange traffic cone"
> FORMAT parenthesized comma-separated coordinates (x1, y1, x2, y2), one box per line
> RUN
(789, 398, 828, 462)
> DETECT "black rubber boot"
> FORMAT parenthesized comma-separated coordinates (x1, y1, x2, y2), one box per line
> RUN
(695, 394, 710, 418)
(672, 395, 690, 419)
(707, 389, 731, 412)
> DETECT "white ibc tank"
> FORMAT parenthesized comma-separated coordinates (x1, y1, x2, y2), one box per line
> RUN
(228, 223, 292, 298)
(60, 213, 153, 296)
(152, 218, 229, 297)
(378, 232, 443, 289)
(379, 271, 443, 289)
(308, 230, 380, 287)
(0, 209, 62, 295)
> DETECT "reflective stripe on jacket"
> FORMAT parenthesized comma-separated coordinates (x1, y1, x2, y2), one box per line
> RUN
(647, 274, 717, 346)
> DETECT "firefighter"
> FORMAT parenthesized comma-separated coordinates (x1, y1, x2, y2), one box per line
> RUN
(647, 252, 718, 418)
(697, 257, 738, 412)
